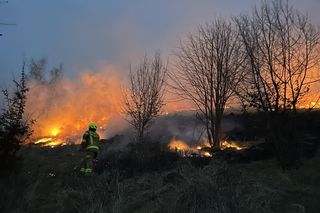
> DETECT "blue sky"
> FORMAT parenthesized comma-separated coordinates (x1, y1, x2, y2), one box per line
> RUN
(1, 0, 319, 86)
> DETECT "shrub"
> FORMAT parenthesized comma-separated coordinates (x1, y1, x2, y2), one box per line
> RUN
(0, 67, 33, 173)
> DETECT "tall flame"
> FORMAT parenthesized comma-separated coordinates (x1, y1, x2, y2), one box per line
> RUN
(26, 66, 123, 146)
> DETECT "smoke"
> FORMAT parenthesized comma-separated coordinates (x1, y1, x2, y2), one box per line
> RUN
(24, 60, 242, 147)
(26, 65, 127, 143)
(148, 111, 243, 146)
(24, 60, 197, 146)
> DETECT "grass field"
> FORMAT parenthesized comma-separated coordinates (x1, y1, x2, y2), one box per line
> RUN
(0, 140, 319, 213)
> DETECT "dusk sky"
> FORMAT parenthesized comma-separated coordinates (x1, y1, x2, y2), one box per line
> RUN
(1, 0, 320, 86)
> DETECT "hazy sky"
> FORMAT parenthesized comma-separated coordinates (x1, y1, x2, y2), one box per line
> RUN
(1, 0, 320, 85)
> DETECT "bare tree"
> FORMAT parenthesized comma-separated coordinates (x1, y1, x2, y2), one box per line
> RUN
(122, 53, 167, 142)
(26, 59, 64, 129)
(29, 58, 47, 83)
(28, 58, 64, 85)
(234, 0, 320, 168)
(170, 19, 245, 149)
(49, 64, 63, 85)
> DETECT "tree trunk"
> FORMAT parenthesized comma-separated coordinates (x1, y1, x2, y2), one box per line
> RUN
(213, 119, 221, 149)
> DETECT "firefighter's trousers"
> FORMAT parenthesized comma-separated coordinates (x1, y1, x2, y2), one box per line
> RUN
(80, 150, 97, 174)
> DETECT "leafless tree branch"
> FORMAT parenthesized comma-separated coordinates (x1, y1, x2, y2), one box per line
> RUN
(122, 53, 167, 142)
(170, 18, 246, 148)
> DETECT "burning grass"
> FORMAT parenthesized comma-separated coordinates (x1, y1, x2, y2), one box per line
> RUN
(34, 137, 66, 148)
(167, 138, 247, 158)
(32, 127, 68, 147)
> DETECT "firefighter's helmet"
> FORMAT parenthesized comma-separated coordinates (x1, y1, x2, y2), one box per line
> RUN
(89, 122, 97, 130)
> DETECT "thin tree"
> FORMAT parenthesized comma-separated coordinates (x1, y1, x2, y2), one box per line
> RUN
(26, 58, 64, 125)
(29, 58, 46, 83)
(0, 64, 33, 172)
(170, 19, 245, 149)
(234, 0, 320, 168)
(28, 58, 63, 84)
(122, 53, 167, 142)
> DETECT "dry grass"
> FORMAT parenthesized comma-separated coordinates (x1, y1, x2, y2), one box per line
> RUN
(0, 142, 319, 213)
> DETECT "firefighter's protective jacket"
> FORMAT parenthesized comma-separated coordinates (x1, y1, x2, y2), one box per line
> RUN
(81, 130, 100, 151)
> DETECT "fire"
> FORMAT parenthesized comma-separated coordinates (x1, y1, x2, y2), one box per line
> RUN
(298, 86, 320, 109)
(50, 128, 61, 137)
(298, 101, 320, 109)
(221, 140, 244, 150)
(168, 139, 192, 151)
(34, 137, 65, 148)
(203, 152, 212, 157)
(26, 67, 123, 146)
(167, 139, 212, 157)
(34, 137, 53, 144)
(168, 138, 246, 157)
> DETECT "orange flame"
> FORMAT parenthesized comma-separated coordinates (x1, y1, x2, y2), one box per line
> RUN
(167, 139, 212, 157)
(34, 137, 65, 148)
(221, 140, 244, 150)
(26, 67, 123, 146)
(168, 139, 192, 151)
(168, 138, 246, 157)
(50, 128, 61, 137)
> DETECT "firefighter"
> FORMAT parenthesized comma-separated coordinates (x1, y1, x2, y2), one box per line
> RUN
(79, 122, 100, 175)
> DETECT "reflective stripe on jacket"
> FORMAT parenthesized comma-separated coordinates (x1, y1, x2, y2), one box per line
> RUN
(81, 130, 100, 151)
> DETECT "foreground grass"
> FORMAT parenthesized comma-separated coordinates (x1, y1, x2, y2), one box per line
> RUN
(0, 144, 319, 213)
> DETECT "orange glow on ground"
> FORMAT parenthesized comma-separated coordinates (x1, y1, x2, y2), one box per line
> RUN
(34, 137, 65, 148)
(34, 137, 53, 144)
(168, 138, 246, 157)
(221, 140, 245, 150)
(168, 139, 192, 151)
(167, 139, 212, 157)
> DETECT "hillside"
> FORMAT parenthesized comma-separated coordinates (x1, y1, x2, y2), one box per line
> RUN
(1, 141, 320, 213)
